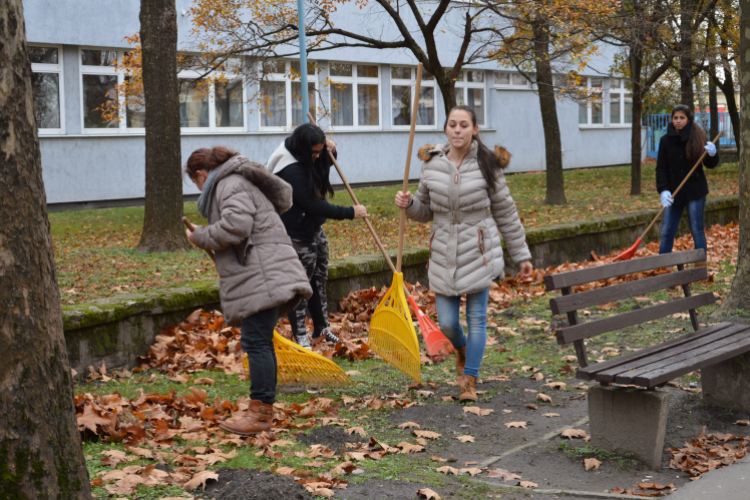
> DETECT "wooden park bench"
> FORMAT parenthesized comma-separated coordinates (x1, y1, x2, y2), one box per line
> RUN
(545, 249, 750, 468)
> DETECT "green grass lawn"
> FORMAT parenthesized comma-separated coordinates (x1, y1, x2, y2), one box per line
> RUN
(51, 162, 739, 304)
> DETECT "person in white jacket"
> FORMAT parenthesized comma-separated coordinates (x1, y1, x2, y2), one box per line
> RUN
(395, 105, 533, 402)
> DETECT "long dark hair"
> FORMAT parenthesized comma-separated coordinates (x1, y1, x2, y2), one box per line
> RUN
(185, 146, 239, 181)
(285, 123, 335, 199)
(671, 104, 707, 166)
(444, 105, 506, 192)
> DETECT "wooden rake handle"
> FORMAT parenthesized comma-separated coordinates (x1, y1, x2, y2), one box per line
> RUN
(182, 216, 216, 263)
(397, 63, 423, 273)
(637, 131, 723, 242)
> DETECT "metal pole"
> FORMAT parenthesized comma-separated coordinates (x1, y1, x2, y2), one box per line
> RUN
(297, 0, 309, 123)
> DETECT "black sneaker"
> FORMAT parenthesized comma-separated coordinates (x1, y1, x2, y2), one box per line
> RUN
(312, 327, 340, 344)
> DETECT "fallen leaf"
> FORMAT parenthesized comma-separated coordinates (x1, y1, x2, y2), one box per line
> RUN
(463, 406, 493, 416)
(182, 470, 218, 491)
(525, 403, 538, 410)
(345, 370, 361, 376)
(397, 441, 424, 453)
(543, 382, 567, 390)
(504, 422, 528, 429)
(456, 435, 475, 443)
(274, 466, 297, 476)
(398, 421, 420, 429)
(417, 487, 441, 499)
(486, 468, 522, 481)
(431, 455, 447, 462)
(460, 467, 482, 476)
(502, 409, 512, 414)
(192, 377, 215, 385)
(584, 458, 601, 470)
(561, 429, 589, 440)
(436, 466, 460, 475)
(518, 480, 538, 488)
(345, 426, 367, 436)
(536, 393, 552, 403)
(542, 413, 560, 418)
(414, 430, 442, 440)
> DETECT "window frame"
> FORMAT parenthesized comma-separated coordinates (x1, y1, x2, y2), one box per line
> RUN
(390, 66, 437, 130)
(492, 70, 532, 90)
(608, 78, 633, 127)
(455, 69, 487, 126)
(79, 47, 126, 134)
(30, 43, 65, 135)
(258, 59, 319, 131)
(327, 62, 381, 131)
(177, 69, 247, 134)
(578, 76, 605, 128)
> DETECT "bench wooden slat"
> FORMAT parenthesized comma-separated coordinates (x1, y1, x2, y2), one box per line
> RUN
(576, 322, 735, 381)
(632, 328, 750, 387)
(550, 267, 707, 315)
(609, 324, 750, 384)
(544, 250, 706, 291)
(556, 292, 717, 345)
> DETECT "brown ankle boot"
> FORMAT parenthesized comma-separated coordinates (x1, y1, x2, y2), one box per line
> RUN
(455, 346, 467, 376)
(459, 375, 477, 403)
(219, 400, 273, 436)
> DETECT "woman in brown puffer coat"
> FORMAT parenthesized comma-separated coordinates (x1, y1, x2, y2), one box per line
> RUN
(395, 105, 533, 402)
(185, 146, 312, 436)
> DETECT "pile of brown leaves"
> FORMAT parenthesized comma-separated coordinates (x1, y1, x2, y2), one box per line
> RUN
(610, 482, 676, 497)
(669, 426, 749, 480)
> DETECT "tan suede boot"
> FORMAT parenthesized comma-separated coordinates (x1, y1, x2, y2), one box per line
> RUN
(219, 400, 273, 436)
(455, 346, 467, 376)
(459, 375, 477, 402)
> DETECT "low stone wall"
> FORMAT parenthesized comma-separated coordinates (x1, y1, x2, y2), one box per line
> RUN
(721, 149, 738, 164)
(62, 195, 739, 372)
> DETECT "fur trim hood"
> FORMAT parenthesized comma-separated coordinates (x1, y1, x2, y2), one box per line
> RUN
(266, 142, 298, 175)
(216, 155, 294, 214)
(417, 143, 511, 168)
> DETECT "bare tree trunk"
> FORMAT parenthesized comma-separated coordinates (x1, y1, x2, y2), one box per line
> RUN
(137, 0, 190, 252)
(708, 65, 719, 139)
(679, 0, 695, 109)
(0, 1, 92, 497)
(716, 67, 741, 154)
(629, 43, 645, 196)
(533, 20, 566, 205)
(435, 73, 458, 116)
(718, 0, 750, 313)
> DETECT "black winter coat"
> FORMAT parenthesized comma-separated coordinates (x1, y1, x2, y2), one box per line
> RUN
(275, 162, 354, 242)
(655, 122, 719, 204)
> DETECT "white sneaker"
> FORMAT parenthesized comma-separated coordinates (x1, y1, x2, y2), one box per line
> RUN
(295, 333, 311, 350)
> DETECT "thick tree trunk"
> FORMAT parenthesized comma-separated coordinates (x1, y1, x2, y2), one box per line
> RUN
(679, 0, 695, 109)
(629, 44, 644, 196)
(717, 69, 741, 154)
(137, 0, 190, 252)
(708, 65, 719, 139)
(436, 73, 458, 117)
(0, 1, 92, 498)
(534, 20, 566, 205)
(718, 0, 750, 313)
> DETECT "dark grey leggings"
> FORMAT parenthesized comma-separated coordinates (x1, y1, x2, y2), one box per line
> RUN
(240, 306, 279, 404)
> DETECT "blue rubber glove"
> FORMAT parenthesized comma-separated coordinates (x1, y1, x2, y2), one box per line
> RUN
(660, 191, 673, 208)
(705, 142, 717, 156)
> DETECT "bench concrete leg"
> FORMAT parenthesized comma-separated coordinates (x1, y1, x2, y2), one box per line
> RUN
(702, 352, 750, 413)
(588, 385, 671, 469)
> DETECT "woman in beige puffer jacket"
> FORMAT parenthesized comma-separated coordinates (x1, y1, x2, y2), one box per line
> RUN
(185, 146, 312, 436)
(396, 105, 533, 402)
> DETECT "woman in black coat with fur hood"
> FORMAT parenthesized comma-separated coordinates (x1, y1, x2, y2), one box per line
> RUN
(656, 104, 719, 258)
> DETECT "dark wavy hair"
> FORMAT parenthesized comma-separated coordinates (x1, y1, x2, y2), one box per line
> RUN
(671, 104, 707, 166)
(185, 146, 239, 181)
(285, 123, 335, 199)
(443, 105, 506, 192)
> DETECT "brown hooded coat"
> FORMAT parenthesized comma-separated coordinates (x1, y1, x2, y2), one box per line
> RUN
(192, 155, 312, 326)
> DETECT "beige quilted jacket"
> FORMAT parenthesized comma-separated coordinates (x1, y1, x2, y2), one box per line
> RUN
(406, 142, 531, 296)
(192, 156, 312, 326)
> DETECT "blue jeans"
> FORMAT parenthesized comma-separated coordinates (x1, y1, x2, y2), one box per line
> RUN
(434, 289, 490, 378)
(240, 306, 279, 405)
(659, 196, 707, 255)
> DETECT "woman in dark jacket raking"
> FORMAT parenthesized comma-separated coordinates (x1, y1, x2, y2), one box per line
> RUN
(656, 104, 719, 258)
(267, 124, 369, 348)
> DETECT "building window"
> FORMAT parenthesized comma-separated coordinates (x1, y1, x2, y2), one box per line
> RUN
(329, 63, 380, 129)
(390, 66, 436, 127)
(80, 49, 120, 130)
(455, 70, 485, 126)
(579, 77, 604, 126)
(609, 78, 633, 125)
(493, 71, 531, 89)
(259, 60, 317, 129)
(30, 45, 64, 133)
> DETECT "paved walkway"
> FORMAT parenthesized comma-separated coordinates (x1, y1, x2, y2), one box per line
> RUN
(667, 455, 750, 500)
